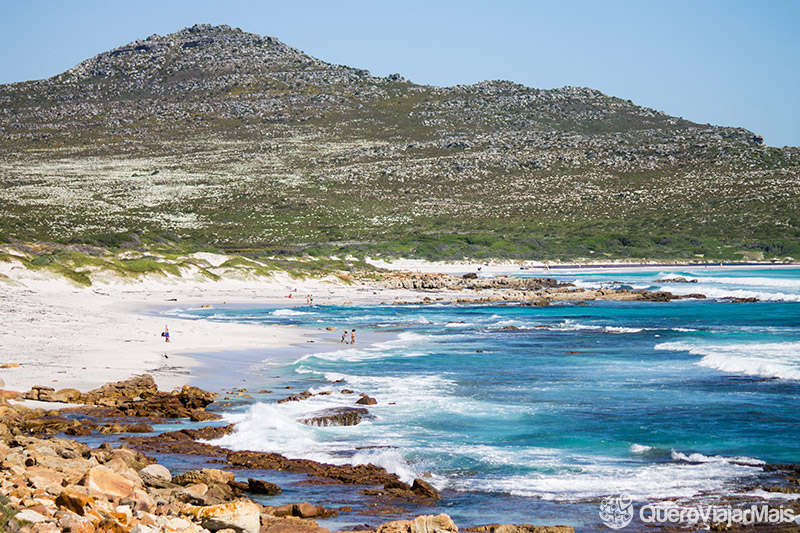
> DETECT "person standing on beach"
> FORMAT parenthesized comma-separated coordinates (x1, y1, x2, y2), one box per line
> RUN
(163, 325, 170, 343)
(341, 331, 349, 344)
(351, 329, 356, 344)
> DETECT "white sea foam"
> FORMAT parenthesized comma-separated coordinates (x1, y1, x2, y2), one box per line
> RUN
(655, 340, 800, 380)
(686, 276, 800, 289)
(670, 450, 766, 466)
(493, 319, 527, 329)
(570, 279, 603, 289)
(350, 448, 420, 484)
(554, 319, 644, 334)
(630, 443, 654, 454)
(206, 403, 336, 461)
(451, 457, 762, 501)
(661, 284, 800, 302)
(272, 308, 311, 316)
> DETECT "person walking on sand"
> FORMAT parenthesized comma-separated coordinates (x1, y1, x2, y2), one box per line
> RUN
(351, 329, 356, 344)
(340, 331, 349, 344)
(163, 325, 170, 343)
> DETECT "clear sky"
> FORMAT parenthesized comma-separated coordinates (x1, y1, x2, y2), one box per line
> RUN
(2, 0, 798, 147)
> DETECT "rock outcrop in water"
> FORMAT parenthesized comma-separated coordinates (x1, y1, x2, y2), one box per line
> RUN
(299, 407, 371, 427)
(374, 272, 703, 303)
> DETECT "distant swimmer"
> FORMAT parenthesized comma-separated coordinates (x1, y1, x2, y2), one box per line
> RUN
(341, 331, 349, 344)
(351, 329, 356, 344)
(162, 325, 170, 343)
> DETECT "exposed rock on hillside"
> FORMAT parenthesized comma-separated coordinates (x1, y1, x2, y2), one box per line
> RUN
(1, 24, 798, 261)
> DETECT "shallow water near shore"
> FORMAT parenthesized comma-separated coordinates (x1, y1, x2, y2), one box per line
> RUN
(171, 267, 800, 531)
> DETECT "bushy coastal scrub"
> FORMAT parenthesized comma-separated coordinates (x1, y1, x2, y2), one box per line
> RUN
(1, 25, 799, 262)
(0, 241, 373, 286)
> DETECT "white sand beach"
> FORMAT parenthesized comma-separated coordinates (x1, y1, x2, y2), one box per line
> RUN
(0, 262, 428, 394)
(0, 269, 336, 393)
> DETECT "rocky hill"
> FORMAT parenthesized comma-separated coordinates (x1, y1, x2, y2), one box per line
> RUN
(1, 24, 799, 261)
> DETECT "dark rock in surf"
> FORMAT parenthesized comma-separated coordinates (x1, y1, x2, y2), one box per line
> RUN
(356, 395, 377, 406)
(411, 478, 441, 500)
(299, 407, 370, 427)
(247, 477, 282, 495)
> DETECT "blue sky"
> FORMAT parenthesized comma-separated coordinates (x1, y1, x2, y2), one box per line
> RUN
(1, 0, 798, 147)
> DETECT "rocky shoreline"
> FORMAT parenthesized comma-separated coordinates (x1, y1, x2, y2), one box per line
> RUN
(0, 376, 575, 533)
(374, 273, 709, 304)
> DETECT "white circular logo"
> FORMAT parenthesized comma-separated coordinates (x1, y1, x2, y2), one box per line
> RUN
(599, 493, 634, 529)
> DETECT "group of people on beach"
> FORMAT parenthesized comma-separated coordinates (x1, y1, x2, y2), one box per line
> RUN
(341, 329, 356, 344)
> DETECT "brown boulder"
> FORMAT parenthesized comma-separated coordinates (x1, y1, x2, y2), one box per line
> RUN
(65, 426, 92, 437)
(53, 388, 82, 403)
(411, 478, 442, 500)
(182, 500, 261, 533)
(355, 395, 377, 406)
(174, 468, 234, 487)
(86, 375, 159, 402)
(246, 478, 282, 495)
(25, 465, 67, 494)
(177, 385, 217, 409)
(206, 480, 239, 503)
(95, 517, 127, 533)
(267, 503, 334, 519)
(0, 389, 23, 401)
(80, 465, 136, 500)
(125, 422, 154, 433)
(120, 487, 155, 513)
(103, 447, 153, 472)
(25, 385, 56, 401)
(376, 514, 458, 533)
(138, 464, 172, 487)
(14, 509, 51, 523)
(190, 409, 223, 422)
(55, 510, 96, 533)
(56, 487, 95, 516)
(260, 516, 332, 533)
(294, 502, 319, 518)
(99, 424, 126, 434)
(176, 483, 209, 504)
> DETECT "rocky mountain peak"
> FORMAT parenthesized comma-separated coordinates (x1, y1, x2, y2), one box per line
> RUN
(57, 23, 345, 92)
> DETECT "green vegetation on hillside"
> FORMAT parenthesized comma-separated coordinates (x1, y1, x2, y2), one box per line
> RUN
(1, 24, 798, 262)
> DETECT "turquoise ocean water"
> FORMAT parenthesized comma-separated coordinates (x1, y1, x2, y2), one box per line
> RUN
(169, 267, 800, 530)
